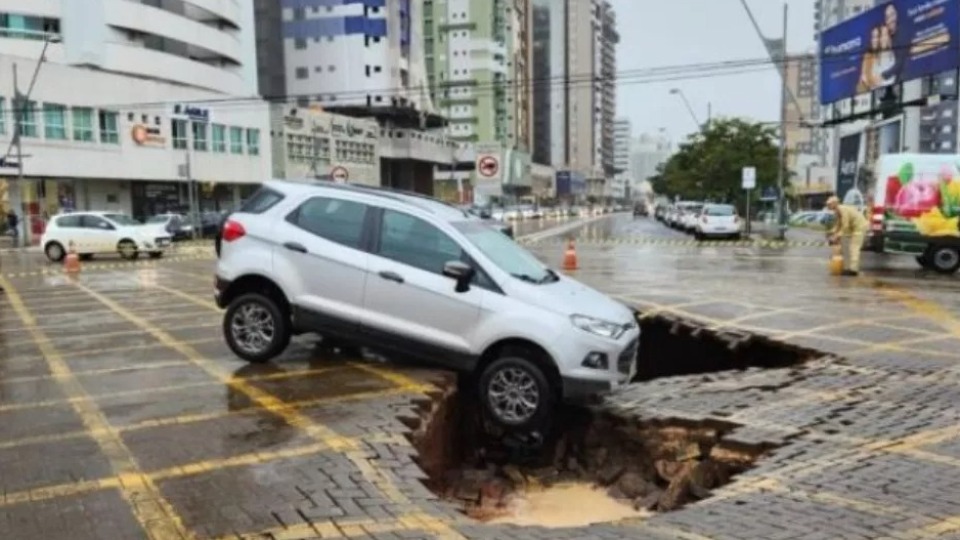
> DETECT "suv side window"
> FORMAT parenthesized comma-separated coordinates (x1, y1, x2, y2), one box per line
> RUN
(82, 215, 113, 230)
(239, 186, 284, 214)
(288, 196, 368, 249)
(378, 210, 463, 274)
(55, 215, 82, 228)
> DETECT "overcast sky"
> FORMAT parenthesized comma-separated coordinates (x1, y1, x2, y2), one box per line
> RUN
(610, 0, 816, 145)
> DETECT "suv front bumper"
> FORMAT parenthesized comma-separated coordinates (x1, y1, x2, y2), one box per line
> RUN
(557, 326, 640, 402)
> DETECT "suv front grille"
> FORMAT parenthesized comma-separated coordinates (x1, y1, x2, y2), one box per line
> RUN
(618, 337, 639, 374)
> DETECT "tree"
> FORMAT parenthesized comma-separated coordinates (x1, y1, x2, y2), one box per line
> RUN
(654, 118, 784, 211)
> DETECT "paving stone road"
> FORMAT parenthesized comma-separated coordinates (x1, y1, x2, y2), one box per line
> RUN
(0, 213, 958, 539)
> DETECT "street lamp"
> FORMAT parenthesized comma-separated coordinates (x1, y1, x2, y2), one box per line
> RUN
(6, 32, 62, 247)
(670, 89, 711, 132)
(737, 0, 790, 240)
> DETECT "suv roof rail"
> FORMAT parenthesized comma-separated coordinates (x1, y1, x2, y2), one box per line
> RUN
(300, 179, 470, 218)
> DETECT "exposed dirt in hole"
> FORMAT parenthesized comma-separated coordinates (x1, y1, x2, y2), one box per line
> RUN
(404, 313, 814, 527)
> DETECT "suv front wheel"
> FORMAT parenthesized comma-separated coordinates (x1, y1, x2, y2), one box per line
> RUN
(479, 356, 554, 432)
(223, 293, 291, 363)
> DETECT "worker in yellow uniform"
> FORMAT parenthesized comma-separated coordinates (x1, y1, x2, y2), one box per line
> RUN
(826, 195, 869, 276)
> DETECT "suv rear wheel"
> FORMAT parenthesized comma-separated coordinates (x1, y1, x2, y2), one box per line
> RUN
(223, 293, 291, 363)
(479, 356, 554, 432)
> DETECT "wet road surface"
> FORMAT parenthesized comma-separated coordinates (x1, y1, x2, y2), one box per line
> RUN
(1, 214, 959, 539)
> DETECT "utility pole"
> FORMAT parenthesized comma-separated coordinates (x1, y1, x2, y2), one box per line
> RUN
(776, 3, 789, 240)
(12, 64, 24, 247)
(184, 149, 199, 239)
(311, 124, 322, 180)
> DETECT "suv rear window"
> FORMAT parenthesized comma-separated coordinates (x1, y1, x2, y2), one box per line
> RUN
(705, 205, 735, 216)
(238, 186, 284, 214)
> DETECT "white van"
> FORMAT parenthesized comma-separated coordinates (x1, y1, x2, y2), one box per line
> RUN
(870, 153, 960, 274)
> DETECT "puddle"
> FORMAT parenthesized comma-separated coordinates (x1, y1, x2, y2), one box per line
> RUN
(489, 483, 648, 528)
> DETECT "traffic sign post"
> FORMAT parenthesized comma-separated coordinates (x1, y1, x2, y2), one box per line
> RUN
(477, 156, 499, 178)
(742, 167, 756, 236)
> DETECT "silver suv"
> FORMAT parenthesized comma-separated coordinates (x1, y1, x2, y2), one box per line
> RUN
(214, 181, 640, 431)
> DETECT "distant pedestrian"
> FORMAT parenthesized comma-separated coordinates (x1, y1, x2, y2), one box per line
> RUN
(5, 210, 19, 248)
(826, 195, 869, 276)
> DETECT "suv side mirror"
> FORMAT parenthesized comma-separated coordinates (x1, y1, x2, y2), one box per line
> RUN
(443, 260, 475, 293)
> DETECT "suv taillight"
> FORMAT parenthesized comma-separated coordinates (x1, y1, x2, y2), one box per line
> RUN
(222, 220, 246, 242)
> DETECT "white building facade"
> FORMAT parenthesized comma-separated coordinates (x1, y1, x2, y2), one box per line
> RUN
(282, 0, 435, 113)
(629, 132, 673, 198)
(271, 105, 380, 185)
(611, 118, 630, 199)
(0, 0, 270, 245)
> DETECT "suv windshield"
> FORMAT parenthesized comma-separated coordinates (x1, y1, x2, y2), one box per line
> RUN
(454, 222, 556, 284)
(104, 214, 141, 226)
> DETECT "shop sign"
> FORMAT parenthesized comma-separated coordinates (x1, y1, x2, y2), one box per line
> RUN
(131, 124, 166, 147)
(284, 115, 304, 130)
(171, 103, 211, 123)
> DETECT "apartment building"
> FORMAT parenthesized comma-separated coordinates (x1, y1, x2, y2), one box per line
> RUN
(0, 0, 270, 245)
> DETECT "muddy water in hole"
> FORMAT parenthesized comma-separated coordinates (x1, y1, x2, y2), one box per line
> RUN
(489, 483, 648, 528)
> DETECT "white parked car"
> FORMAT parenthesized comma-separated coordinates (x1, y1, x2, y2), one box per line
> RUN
(41, 211, 172, 262)
(214, 180, 640, 431)
(680, 204, 704, 232)
(694, 204, 743, 240)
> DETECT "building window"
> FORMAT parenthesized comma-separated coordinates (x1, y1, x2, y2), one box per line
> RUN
(192, 122, 208, 151)
(246, 128, 260, 156)
(172, 119, 188, 149)
(72, 107, 95, 142)
(99, 111, 119, 144)
(296, 67, 308, 79)
(16, 99, 37, 138)
(0, 97, 4, 134)
(295, 38, 307, 49)
(212, 124, 226, 153)
(43, 103, 67, 140)
(230, 126, 244, 154)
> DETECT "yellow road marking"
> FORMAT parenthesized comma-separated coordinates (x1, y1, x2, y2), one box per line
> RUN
(74, 282, 463, 538)
(0, 384, 424, 453)
(0, 363, 347, 414)
(1, 360, 188, 385)
(0, 276, 191, 539)
(1, 321, 219, 350)
(0, 255, 214, 280)
(2, 337, 221, 368)
(879, 285, 960, 338)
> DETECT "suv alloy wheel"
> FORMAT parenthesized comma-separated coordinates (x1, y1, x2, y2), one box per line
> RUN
(479, 356, 554, 432)
(223, 293, 292, 362)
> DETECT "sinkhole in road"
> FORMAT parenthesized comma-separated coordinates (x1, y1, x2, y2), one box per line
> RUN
(404, 312, 816, 528)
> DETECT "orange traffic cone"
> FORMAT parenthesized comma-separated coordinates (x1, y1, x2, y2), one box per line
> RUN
(828, 243, 843, 276)
(64, 241, 81, 274)
(562, 239, 579, 271)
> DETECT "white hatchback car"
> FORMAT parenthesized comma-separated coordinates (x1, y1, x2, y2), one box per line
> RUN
(694, 204, 743, 240)
(214, 181, 641, 432)
(41, 211, 172, 262)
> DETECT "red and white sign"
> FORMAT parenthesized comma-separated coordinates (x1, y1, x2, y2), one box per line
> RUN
(477, 156, 499, 178)
(331, 166, 349, 183)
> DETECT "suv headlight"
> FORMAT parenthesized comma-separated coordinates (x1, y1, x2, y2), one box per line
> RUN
(570, 314, 625, 339)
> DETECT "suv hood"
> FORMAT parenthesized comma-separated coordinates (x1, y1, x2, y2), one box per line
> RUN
(505, 273, 635, 326)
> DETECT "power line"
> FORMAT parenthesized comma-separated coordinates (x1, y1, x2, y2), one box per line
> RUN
(0, 48, 879, 117)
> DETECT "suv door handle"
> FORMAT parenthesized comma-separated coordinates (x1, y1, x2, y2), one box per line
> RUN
(378, 270, 404, 284)
(283, 242, 307, 253)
